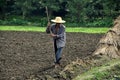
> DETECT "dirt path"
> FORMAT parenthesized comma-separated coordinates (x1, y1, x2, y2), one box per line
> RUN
(0, 31, 103, 80)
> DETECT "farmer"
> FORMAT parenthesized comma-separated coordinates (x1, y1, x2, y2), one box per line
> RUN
(46, 16, 66, 67)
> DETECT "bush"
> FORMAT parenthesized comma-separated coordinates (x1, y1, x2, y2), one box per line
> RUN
(0, 17, 47, 27)
(0, 15, 114, 27)
(85, 18, 113, 27)
(0, 19, 28, 25)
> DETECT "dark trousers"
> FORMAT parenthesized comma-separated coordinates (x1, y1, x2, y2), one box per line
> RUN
(54, 40, 63, 64)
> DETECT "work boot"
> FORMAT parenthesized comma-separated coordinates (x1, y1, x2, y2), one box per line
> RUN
(55, 63, 60, 68)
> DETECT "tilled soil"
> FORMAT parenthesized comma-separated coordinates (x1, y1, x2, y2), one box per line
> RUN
(0, 31, 103, 80)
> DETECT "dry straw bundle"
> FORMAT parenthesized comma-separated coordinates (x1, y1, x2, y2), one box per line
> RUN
(93, 16, 120, 58)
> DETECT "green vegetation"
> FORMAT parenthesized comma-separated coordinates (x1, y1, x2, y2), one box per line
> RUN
(0, 0, 119, 27)
(0, 26, 109, 33)
(66, 27, 109, 33)
(0, 26, 45, 32)
(73, 59, 120, 80)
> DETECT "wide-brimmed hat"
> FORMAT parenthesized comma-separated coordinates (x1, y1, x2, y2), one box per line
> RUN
(51, 17, 66, 23)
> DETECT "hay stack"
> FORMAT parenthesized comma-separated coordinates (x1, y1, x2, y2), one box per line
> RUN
(93, 16, 120, 58)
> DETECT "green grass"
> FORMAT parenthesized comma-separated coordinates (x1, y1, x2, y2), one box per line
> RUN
(0, 26, 110, 33)
(66, 27, 109, 33)
(73, 59, 120, 80)
(0, 26, 45, 32)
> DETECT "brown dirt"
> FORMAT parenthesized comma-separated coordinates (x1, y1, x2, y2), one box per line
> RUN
(0, 31, 103, 80)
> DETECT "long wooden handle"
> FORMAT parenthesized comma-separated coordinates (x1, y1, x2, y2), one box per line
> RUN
(46, 6, 50, 22)
(45, 6, 52, 34)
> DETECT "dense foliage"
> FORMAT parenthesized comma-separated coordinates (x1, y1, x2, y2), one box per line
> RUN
(0, 0, 119, 27)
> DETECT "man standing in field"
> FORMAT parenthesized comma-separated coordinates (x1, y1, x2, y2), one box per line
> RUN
(46, 16, 66, 68)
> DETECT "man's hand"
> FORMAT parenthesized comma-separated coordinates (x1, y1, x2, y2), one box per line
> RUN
(50, 33, 57, 37)
(47, 22, 51, 27)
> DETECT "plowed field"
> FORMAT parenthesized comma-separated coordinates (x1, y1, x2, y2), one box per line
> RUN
(0, 31, 103, 80)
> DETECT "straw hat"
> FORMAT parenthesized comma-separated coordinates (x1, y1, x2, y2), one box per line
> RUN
(51, 17, 66, 23)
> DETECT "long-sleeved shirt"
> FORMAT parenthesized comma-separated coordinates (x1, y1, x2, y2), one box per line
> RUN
(46, 23, 66, 48)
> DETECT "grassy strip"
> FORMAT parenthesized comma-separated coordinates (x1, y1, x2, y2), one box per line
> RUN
(66, 27, 109, 33)
(0, 26, 45, 32)
(0, 26, 109, 33)
(73, 59, 120, 80)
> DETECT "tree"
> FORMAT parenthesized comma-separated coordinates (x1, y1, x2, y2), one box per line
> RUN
(40, 0, 65, 18)
(93, 16, 120, 58)
(66, 0, 86, 23)
(85, 0, 104, 19)
(103, 0, 120, 17)
(0, 0, 8, 19)
(14, 0, 37, 19)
